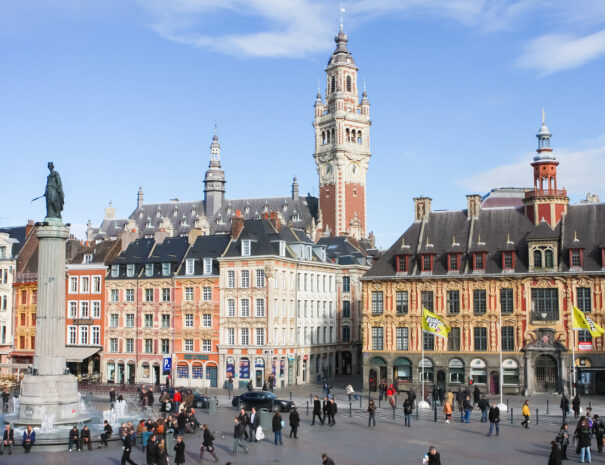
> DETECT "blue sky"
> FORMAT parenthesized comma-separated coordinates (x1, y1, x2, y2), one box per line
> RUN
(1, 0, 605, 248)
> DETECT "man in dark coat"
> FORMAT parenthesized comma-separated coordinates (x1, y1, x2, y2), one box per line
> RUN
(560, 394, 570, 422)
(323, 397, 331, 425)
(200, 424, 218, 462)
(322, 453, 336, 465)
(68, 425, 80, 451)
(572, 394, 581, 419)
(426, 446, 441, 465)
(248, 407, 259, 441)
(146, 389, 154, 409)
(473, 386, 481, 406)
(408, 388, 417, 407)
(99, 420, 112, 448)
(455, 388, 464, 421)
(312, 396, 323, 425)
(174, 435, 186, 465)
(1, 424, 14, 455)
(80, 425, 92, 450)
(487, 402, 500, 436)
(548, 440, 562, 465)
(2, 390, 10, 413)
(593, 414, 604, 453)
(478, 396, 489, 422)
(177, 411, 188, 436)
(328, 399, 337, 426)
(289, 407, 300, 438)
(237, 408, 249, 440)
(121, 432, 138, 465)
(231, 418, 248, 456)
(146, 434, 158, 465)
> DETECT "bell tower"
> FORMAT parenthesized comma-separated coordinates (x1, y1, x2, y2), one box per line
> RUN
(204, 130, 226, 217)
(313, 25, 371, 239)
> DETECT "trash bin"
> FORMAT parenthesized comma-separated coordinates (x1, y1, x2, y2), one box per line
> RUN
(208, 396, 217, 416)
(165, 429, 175, 457)
(258, 408, 273, 438)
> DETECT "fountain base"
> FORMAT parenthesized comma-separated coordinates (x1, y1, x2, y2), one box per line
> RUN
(13, 373, 91, 425)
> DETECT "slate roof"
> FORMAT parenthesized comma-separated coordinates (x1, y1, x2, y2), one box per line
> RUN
(68, 238, 122, 265)
(177, 234, 231, 277)
(0, 226, 28, 256)
(108, 238, 155, 279)
(317, 236, 371, 266)
(364, 202, 605, 279)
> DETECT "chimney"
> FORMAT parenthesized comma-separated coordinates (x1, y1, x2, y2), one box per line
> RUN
(413, 197, 431, 221)
(25, 219, 35, 237)
(466, 194, 481, 219)
(137, 186, 144, 209)
(269, 211, 281, 231)
(231, 209, 244, 240)
(262, 212, 269, 220)
(292, 176, 299, 201)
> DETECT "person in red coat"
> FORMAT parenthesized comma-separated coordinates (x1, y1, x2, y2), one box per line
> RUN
(173, 390, 182, 413)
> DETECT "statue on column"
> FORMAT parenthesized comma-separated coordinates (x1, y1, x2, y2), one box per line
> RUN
(45, 162, 64, 219)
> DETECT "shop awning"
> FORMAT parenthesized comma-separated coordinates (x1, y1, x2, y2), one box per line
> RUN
(64, 346, 100, 362)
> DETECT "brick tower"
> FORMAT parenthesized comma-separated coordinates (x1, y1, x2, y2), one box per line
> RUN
(313, 24, 371, 239)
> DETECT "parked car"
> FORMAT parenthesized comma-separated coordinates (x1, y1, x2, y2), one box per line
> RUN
(176, 388, 218, 409)
(231, 391, 295, 412)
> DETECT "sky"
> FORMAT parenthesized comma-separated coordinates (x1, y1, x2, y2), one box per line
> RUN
(1, 0, 605, 249)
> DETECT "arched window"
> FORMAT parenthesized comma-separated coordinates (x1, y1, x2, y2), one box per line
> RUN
(346, 75, 352, 92)
(330, 75, 336, 93)
(357, 130, 362, 144)
(534, 249, 542, 268)
(326, 130, 330, 143)
(345, 128, 350, 141)
(331, 129, 335, 142)
(545, 249, 554, 268)
(321, 131, 326, 144)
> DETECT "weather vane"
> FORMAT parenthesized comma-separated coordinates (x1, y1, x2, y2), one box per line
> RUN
(340, 7, 345, 31)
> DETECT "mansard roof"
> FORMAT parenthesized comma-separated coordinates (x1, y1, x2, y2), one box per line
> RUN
(177, 234, 231, 277)
(68, 238, 122, 266)
(112, 238, 155, 265)
(317, 236, 370, 266)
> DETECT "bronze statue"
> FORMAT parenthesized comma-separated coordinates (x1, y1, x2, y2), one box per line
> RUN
(42, 162, 64, 219)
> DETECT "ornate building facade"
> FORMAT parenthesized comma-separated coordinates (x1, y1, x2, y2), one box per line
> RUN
(361, 120, 605, 396)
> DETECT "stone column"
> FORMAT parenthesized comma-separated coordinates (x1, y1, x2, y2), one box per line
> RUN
(33, 221, 69, 375)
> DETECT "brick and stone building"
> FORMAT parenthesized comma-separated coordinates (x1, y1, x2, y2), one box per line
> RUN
(0, 227, 24, 366)
(361, 119, 605, 396)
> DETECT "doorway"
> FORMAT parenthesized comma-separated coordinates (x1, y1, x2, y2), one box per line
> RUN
(207, 365, 217, 388)
(369, 368, 378, 392)
(127, 363, 136, 384)
(437, 370, 446, 391)
(535, 354, 558, 392)
(117, 363, 125, 384)
(490, 371, 499, 395)
(255, 369, 264, 389)
(154, 366, 160, 386)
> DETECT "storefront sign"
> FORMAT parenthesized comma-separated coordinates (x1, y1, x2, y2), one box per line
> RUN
(419, 358, 433, 368)
(303, 355, 308, 361)
(280, 359, 285, 376)
(226, 358, 235, 377)
(255, 358, 265, 367)
(448, 359, 464, 368)
(470, 359, 486, 368)
(578, 342, 593, 352)
(183, 354, 209, 360)
(162, 357, 172, 373)
(502, 359, 518, 368)
(239, 359, 250, 379)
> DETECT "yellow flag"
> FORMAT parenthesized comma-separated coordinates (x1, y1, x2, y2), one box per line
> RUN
(572, 306, 605, 338)
(422, 307, 450, 340)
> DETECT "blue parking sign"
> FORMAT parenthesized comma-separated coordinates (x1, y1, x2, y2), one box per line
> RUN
(163, 357, 172, 372)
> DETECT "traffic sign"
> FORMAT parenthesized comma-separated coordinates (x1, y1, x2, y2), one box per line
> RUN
(163, 357, 172, 372)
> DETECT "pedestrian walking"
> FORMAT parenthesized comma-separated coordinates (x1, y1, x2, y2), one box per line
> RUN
(2, 389, 9, 413)
(328, 399, 337, 426)
(408, 388, 417, 408)
(473, 386, 481, 406)
(521, 400, 530, 429)
(403, 398, 413, 427)
(174, 435, 186, 465)
(200, 424, 218, 463)
(445, 390, 453, 407)
(487, 402, 500, 436)
(1, 424, 14, 456)
(312, 395, 323, 425)
(422, 446, 441, 465)
(120, 430, 138, 465)
(455, 388, 464, 422)
(272, 411, 283, 445)
(443, 400, 452, 424)
(156, 439, 168, 465)
(368, 400, 376, 428)
(346, 384, 354, 402)
(463, 395, 472, 424)
(560, 394, 570, 423)
(237, 408, 249, 441)
(548, 440, 562, 465)
(231, 418, 248, 456)
(592, 414, 604, 454)
(248, 407, 259, 442)
(556, 423, 569, 460)
(109, 387, 116, 407)
(289, 407, 300, 438)
(379, 380, 387, 401)
(173, 389, 182, 413)
(146, 433, 158, 465)
(323, 396, 331, 425)
(478, 396, 489, 422)
(322, 453, 336, 465)
(572, 394, 581, 419)
(578, 418, 592, 463)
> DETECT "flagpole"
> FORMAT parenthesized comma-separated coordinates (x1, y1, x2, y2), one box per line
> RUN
(572, 321, 576, 397)
(421, 331, 425, 404)
(499, 310, 504, 408)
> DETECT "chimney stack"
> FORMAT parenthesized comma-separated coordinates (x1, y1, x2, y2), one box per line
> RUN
(413, 197, 432, 221)
(231, 209, 244, 240)
(25, 219, 35, 237)
(269, 211, 281, 231)
(466, 194, 481, 219)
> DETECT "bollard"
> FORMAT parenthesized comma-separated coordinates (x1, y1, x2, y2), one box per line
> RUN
(379, 398, 381, 408)
(416, 403, 419, 420)
(359, 395, 362, 409)
(349, 402, 352, 418)
(392, 405, 396, 420)
(589, 400, 592, 409)
(306, 401, 309, 416)
(290, 391, 292, 401)
(434, 400, 437, 422)
(547, 399, 549, 414)
(510, 408, 513, 424)
(506, 398, 509, 410)
(536, 408, 539, 425)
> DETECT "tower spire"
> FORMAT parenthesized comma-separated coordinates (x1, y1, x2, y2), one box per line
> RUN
(340, 7, 345, 32)
(204, 129, 226, 217)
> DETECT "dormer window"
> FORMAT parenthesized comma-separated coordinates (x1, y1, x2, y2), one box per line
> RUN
(420, 255, 433, 272)
(473, 253, 486, 271)
(502, 251, 515, 271)
(530, 244, 557, 271)
(84, 254, 93, 264)
(570, 249, 583, 269)
(156, 210, 161, 217)
(185, 258, 195, 276)
(162, 262, 171, 276)
(111, 264, 119, 277)
(126, 264, 135, 277)
(203, 258, 212, 275)
(242, 240, 252, 256)
(305, 245, 312, 260)
(279, 241, 286, 257)
(145, 263, 154, 277)
(448, 254, 459, 272)
(396, 255, 409, 272)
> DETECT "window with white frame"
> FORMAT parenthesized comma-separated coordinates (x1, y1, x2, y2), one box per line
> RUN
(203, 258, 212, 275)
(241, 327, 249, 345)
(144, 314, 153, 327)
(185, 258, 195, 275)
(80, 326, 89, 345)
(92, 301, 101, 318)
(145, 288, 154, 302)
(110, 314, 118, 327)
(255, 328, 265, 346)
(185, 314, 194, 327)
(92, 276, 101, 293)
(203, 287, 212, 301)
(69, 277, 78, 293)
(241, 270, 250, 288)
(241, 299, 250, 317)
(184, 287, 194, 301)
(125, 338, 134, 352)
(126, 313, 134, 327)
(279, 241, 286, 257)
(110, 338, 118, 352)
(227, 328, 235, 345)
(125, 289, 134, 302)
(126, 264, 135, 277)
(161, 314, 170, 328)
(68, 301, 77, 318)
(185, 339, 194, 352)
(227, 299, 235, 317)
(202, 340, 211, 352)
(68, 326, 77, 345)
(145, 339, 153, 353)
(162, 262, 171, 276)
(227, 271, 235, 288)
(80, 301, 89, 318)
(111, 264, 119, 277)
(256, 299, 265, 317)
(256, 269, 265, 287)
(80, 276, 90, 293)
(162, 288, 171, 302)
(242, 240, 251, 256)
(110, 289, 119, 302)
(92, 326, 100, 345)
(145, 263, 154, 277)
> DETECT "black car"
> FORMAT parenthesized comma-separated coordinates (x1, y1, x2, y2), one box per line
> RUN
(177, 388, 218, 409)
(231, 391, 295, 412)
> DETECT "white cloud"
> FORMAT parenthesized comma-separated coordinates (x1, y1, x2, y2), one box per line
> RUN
(458, 138, 605, 198)
(516, 29, 605, 75)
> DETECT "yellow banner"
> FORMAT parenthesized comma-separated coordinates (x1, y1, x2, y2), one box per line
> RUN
(422, 307, 450, 340)
(572, 306, 605, 338)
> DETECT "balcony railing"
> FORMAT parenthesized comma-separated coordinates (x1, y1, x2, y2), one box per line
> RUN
(525, 188, 567, 200)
